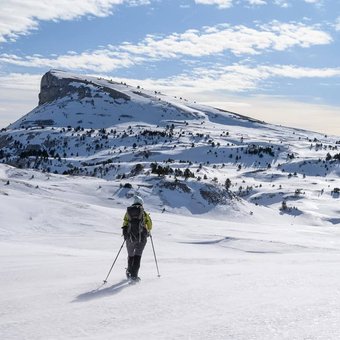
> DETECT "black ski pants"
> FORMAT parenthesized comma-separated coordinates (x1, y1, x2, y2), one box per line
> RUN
(126, 238, 147, 257)
(126, 238, 147, 278)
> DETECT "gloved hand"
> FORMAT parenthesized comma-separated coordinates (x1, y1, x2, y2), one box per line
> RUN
(122, 227, 128, 240)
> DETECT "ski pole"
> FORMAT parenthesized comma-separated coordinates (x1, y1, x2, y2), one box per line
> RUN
(103, 239, 125, 284)
(150, 234, 161, 277)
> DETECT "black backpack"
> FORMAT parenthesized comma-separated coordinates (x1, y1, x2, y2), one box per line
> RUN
(126, 205, 147, 241)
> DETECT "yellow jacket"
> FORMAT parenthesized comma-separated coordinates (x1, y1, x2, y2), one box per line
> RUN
(122, 207, 152, 232)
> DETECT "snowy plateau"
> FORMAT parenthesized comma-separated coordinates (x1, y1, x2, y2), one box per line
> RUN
(1, 69, 340, 339)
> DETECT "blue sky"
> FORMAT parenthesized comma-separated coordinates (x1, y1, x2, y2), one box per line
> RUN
(0, 0, 339, 134)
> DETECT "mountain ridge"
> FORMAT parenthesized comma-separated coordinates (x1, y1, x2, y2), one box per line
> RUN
(1, 69, 339, 221)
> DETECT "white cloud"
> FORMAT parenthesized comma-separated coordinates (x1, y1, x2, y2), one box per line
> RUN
(0, 21, 331, 72)
(273, 0, 290, 8)
(262, 21, 331, 50)
(0, 49, 145, 72)
(171, 64, 340, 93)
(118, 21, 332, 58)
(0, 72, 41, 90)
(335, 17, 340, 31)
(128, 0, 151, 5)
(0, 0, 150, 43)
(194, 0, 233, 8)
(247, 0, 267, 5)
(0, 73, 41, 127)
(262, 65, 340, 79)
(3, 64, 338, 98)
(102, 64, 340, 97)
(303, 0, 324, 9)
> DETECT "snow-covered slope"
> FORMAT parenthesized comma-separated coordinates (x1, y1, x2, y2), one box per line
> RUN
(0, 69, 339, 221)
(1, 164, 340, 339)
(1, 70, 340, 338)
(9, 69, 208, 129)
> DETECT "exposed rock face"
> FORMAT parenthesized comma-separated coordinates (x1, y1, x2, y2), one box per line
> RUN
(38, 70, 130, 105)
(200, 184, 234, 205)
(160, 180, 191, 193)
(39, 71, 74, 105)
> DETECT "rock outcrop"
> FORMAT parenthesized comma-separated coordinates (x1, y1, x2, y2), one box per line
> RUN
(38, 70, 130, 105)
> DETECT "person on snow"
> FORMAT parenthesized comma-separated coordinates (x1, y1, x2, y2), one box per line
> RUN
(122, 195, 152, 281)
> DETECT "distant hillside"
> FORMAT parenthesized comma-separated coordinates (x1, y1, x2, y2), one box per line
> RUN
(0, 70, 339, 219)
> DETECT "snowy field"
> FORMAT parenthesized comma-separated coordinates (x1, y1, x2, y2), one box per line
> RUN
(1, 164, 340, 340)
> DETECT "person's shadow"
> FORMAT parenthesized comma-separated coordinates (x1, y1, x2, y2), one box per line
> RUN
(73, 279, 130, 302)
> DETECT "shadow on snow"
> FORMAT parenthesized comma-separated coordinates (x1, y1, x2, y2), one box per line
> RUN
(73, 279, 130, 302)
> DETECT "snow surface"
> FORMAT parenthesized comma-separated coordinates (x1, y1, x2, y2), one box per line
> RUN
(1, 69, 340, 339)
(1, 164, 340, 340)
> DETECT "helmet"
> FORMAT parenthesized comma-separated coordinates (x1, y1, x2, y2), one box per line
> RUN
(133, 195, 144, 205)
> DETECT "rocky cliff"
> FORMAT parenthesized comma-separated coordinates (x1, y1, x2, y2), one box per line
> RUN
(38, 70, 130, 105)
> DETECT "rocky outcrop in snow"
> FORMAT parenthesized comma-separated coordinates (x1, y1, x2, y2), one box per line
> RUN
(38, 70, 130, 105)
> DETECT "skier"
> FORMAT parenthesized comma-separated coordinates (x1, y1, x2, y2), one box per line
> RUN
(122, 195, 152, 281)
